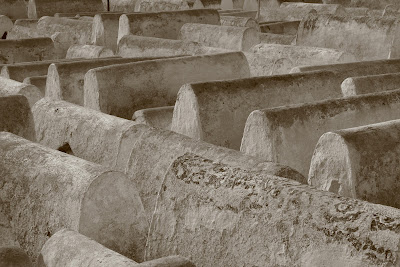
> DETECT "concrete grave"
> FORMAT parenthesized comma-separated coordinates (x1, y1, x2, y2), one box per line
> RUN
(291, 58, 400, 74)
(194, 0, 234, 9)
(117, 34, 293, 77)
(259, 33, 295, 45)
(37, 229, 138, 266)
(297, 13, 400, 60)
(37, 16, 92, 46)
(0, 58, 103, 82)
(259, 21, 300, 35)
(37, 229, 196, 267)
(0, 77, 42, 107)
(342, 72, 400, 96)
(135, 0, 190, 12)
(132, 106, 174, 130)
(23, 75, 46, 96)
(241, 89, 400, 176)
(220, 16, 260, 31)
(28, 0, 104, 19)
(0, 38, 56, 64)
(6, 25, 43, 40)
(219, 10, 257, 18)
(0, 211, 19, 247)
(14, 19, 38, 29)
(324, 0, 399, 10)
(108, 0, 137, 12)
(179, 23, 260, 51)
(171, 71, 347, 150)
(0, 0, 28, 20)
(91, 13, 125, 52)
(46, 57, 175, 106)
(309, 119, 400, 209)
(84, 52, 250, 119)
(0, 15, 13, 38)
(146, 152, 400, 266)
(0, 132, 148, 261)
(117, 34, 226, 58)
(0, 247, 32, 267)
(66, 44, 114, 59)
(33, 99, 305, 221)
(259, 2, 347, 22)
(0, 95, 35, 141)
(251, 43, 356, 65)
(117, 9, 220, 43)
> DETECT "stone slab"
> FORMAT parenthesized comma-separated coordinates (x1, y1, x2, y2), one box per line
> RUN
(241, 89, 400, 176)
(84, 52, 250, 119)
